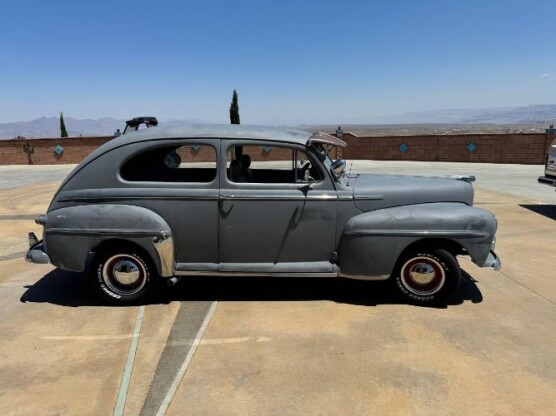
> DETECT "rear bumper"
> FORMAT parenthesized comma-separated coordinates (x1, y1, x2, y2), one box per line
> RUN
(483, 250, 501, 271)
(538, 176, 556, 187)
(25, 241, 51, 265)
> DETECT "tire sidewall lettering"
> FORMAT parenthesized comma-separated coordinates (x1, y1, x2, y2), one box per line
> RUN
(395, 273, 437, 302)
(394, 248, 460, 304)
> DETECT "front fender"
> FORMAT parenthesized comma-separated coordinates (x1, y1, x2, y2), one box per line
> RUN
(44, 204, 174, 276)
(338, 203, 497, 279)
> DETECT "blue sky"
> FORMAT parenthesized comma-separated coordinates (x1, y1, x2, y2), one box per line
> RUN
(1, 0, 555, 124)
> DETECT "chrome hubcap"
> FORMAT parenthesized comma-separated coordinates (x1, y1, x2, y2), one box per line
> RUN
(102, 255, 147, 296)
(113, 260, 141, 285)
(400, 257, 445, 296)
(409, 263, 436, 285)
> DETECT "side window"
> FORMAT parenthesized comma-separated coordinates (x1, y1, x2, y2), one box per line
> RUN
(121, 144, 217, 183)
(226, 144, 322, 184)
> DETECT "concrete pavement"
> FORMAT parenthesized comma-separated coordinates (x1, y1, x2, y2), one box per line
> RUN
(0, 162, 554, 415)
(0, 164, 76, 190)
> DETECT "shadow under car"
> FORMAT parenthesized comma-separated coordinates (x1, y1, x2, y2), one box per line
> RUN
(20, 269, 482, 308)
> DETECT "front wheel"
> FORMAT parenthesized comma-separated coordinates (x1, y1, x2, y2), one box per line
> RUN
(91, 249, 158, 305)
(393, 248, 461, 305)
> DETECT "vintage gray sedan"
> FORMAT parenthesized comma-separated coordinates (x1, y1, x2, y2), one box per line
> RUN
(26, 124, 500, 305)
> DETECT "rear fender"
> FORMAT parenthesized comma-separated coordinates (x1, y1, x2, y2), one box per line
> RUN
(44, 204, 174, 276)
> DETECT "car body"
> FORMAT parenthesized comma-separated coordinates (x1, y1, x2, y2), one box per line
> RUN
(27, 123, 500, 305)
(538, 134, 556, 187)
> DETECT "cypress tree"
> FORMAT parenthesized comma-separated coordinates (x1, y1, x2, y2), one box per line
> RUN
(229, 90, 240, 124)
(59, 112, 68, 137)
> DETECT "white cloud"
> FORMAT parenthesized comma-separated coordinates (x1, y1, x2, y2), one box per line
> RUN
(541, 73, 552, 77)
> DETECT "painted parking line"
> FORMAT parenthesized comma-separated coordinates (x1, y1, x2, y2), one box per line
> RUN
(0, 214, 43, 221)
(156, 301, 218, 416)
(41, 334, 137, 341)
(114, 305, 145, 416)
(0, 251, 27, 262)
(140, 301, 217, 416)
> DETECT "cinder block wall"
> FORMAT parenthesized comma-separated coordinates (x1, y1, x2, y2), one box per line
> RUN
(340, 133, 553, 164)
(0, 137, 113, 165)
(0, 132, 554, 165)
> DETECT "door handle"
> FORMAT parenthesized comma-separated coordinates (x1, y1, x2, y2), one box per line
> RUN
(298, 183, 312, 191)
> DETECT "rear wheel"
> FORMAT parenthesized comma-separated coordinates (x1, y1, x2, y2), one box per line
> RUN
(393, 248, 461, 305)
(91, 249, 158, 305)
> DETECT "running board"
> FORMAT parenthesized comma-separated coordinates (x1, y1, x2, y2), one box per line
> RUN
(174, 271, 338, 278)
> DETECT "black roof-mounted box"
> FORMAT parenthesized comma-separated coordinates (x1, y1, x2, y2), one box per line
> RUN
(123, 116, 158, 134)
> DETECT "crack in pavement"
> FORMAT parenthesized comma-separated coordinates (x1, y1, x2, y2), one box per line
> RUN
(496, 269, 555, 305)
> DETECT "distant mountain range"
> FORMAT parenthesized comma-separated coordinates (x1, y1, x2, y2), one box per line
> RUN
(372, 104, 556, 125)
(0, 117, 125, 139)
(1, 104, 555, 139)
(0, 117, 210, 140)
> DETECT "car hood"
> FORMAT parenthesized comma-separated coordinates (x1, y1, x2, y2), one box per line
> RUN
(351, 174, 474, 212)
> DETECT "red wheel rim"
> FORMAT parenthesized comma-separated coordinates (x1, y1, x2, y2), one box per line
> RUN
(400, 257, 445, 296)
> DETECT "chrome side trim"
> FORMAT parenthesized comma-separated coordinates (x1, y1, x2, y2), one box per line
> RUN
(338, 273, 390, 281)
(354, 194, 385, 201)
(175, 271, 338, 278)
(46, 228, 171, 237)
(58, 195, 219, 202)
(152, 232, 175, 277)
(219, 195, 338, 201)
(343, 229, 488, 238)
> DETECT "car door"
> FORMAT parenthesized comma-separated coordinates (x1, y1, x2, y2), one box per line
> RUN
(218, 140, 338, 273)
(117, 139, 220, 270)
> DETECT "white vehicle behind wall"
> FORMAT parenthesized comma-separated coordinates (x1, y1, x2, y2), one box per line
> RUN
(538, 125, 556, 187)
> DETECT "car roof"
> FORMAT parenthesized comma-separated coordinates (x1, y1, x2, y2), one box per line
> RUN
(61, 124, 313, 186)
(121, 123, 312, 145)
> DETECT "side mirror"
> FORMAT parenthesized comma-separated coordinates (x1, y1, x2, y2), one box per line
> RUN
(330, 159, 346, 179)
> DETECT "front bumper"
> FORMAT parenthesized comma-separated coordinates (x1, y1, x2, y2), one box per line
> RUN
(538, 176, 556, 187)
(483, 250, 501, 271)
(25, 240, 51, 264)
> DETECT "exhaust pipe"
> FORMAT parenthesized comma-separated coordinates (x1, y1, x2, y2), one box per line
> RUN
(167, 277, 181, 287)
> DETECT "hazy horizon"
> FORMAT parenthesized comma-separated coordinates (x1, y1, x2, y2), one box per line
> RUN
(2, 102, 556, 127)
